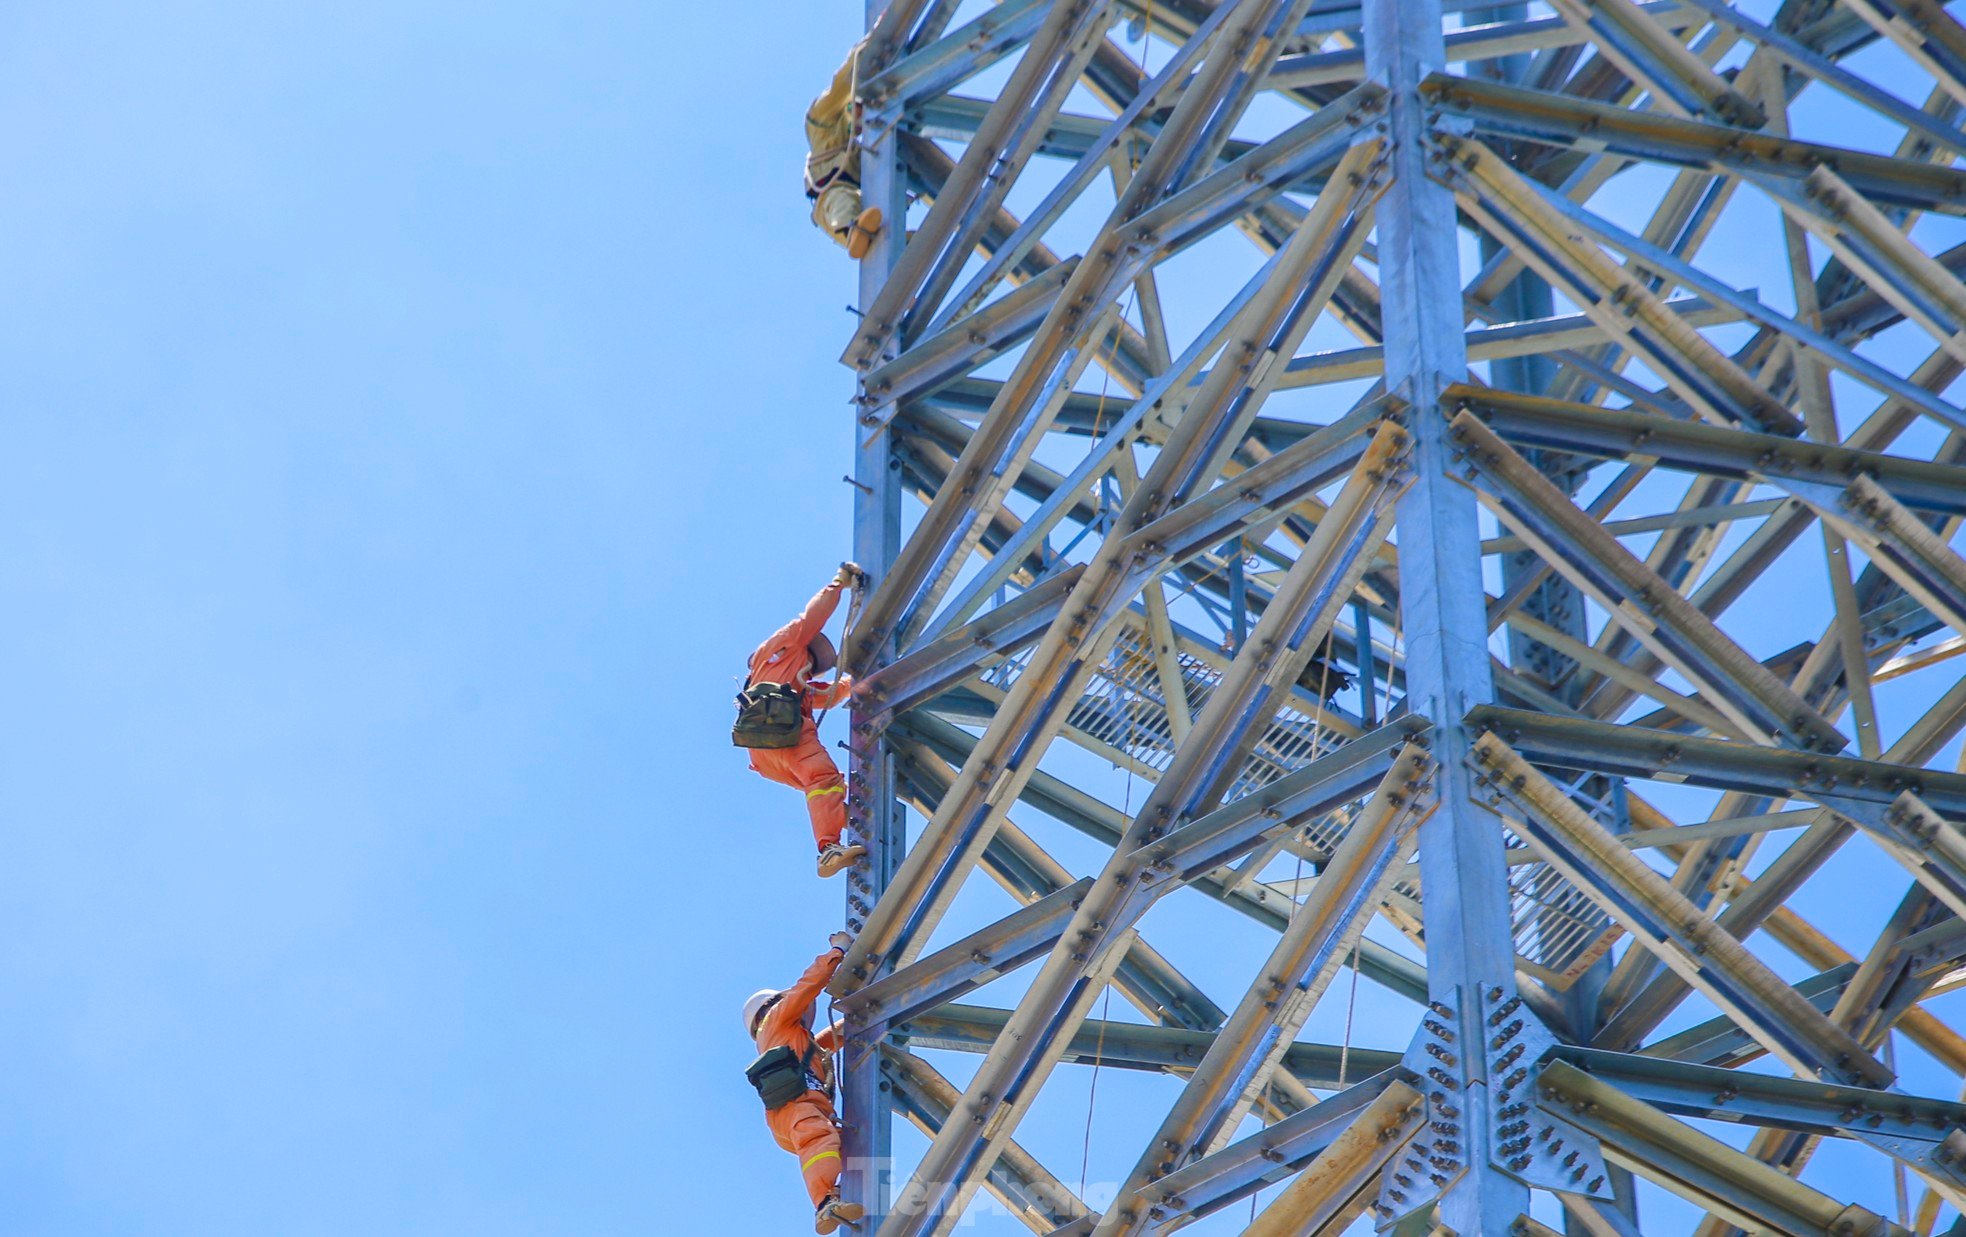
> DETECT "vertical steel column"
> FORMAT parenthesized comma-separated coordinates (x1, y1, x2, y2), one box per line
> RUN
(843, 2, 908, 1219)
(1465, 6, 1576, 702)
(1362, 0, 1528, 1229)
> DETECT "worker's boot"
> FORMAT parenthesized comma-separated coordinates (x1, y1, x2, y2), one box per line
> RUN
(817, 842, 867, 878)
(815, 1196, 866, 1234)
(845, 207, 883, 259)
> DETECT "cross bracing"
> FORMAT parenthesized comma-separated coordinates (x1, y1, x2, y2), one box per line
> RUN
(828, 0, 1966, 1230)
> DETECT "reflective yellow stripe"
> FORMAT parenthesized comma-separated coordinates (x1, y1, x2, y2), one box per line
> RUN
(802, 1150, 841, 1170)
(806, 785, 846, 798)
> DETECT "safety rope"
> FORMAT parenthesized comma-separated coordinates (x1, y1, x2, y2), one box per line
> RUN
(825, 999, 846, 1091)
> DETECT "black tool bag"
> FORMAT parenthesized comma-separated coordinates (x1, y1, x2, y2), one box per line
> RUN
(745, 1044, 819, 1111)
(732, 681, 805, 749)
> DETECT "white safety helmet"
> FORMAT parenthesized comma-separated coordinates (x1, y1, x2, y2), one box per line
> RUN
(742, 989, 781, 1038)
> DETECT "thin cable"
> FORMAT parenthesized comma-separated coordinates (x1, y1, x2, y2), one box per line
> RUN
(1889, 1034, 1910, 1225)
(1079, 983, 1114, 1198)
(1083, 619, 1140, 1202)
(1082, 7, 1155, 1207)
(1337, 612, 1399, 1092)
(1338, 936, 1361, 1090)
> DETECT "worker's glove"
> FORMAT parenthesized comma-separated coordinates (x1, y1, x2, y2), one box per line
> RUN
(836, 561, 865, 589)
(828, 930, 855, 952)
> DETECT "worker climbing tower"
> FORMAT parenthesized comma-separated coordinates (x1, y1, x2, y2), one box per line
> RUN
(827, 0, 1966, 1230)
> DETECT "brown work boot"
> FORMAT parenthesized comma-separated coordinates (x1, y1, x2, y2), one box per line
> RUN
(815, 1196, 866, 1234)
(845, 206, 883, 259)
(817, 843, 867, 879)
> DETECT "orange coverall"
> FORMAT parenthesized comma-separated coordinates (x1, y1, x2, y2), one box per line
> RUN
(757, 946, 847, 1207)
(747, 579, 854, 853)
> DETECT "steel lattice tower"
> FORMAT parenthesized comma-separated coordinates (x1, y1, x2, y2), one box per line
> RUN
(825, 0, 1966, 1231)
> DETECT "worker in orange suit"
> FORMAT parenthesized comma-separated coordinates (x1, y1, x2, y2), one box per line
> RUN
(743, 932, 865, 1234)
(806, 40, 884, 258)
(747, 562, 868, 878)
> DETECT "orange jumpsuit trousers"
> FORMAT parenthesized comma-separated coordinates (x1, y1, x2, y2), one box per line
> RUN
(757, 947, 848, 1207)
(747, 579, 854, 854)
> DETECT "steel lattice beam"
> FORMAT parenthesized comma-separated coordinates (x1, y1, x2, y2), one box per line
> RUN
(818, 0, 1966, 1230)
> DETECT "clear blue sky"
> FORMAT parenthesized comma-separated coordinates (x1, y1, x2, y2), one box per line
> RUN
(0, 3, 873, 1232)
(3, 3, 1963, 1234)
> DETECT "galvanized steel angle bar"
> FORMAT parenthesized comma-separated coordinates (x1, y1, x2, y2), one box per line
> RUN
(882, 1047, 1094, 1234)
(915, 244, 1310, 648)
(1764, 165, 1966, 374)
(1465, 705, 1966, 818)
(1534, 1060, 1914, 1237)
(1542, 0, 1763, 125)
(887, 738, 1233, 1035)
(925, 0, 1243, 333)
(1545, 1045, 1966, 1191)
(1043, 1071, 1408, 1235)
(1243, 1081, 1428, 1237)
(896, 708, 1436, 1005)
(1417, 73, 1966, 214)
(1270, 3, 1699, 90)
(862, 0, 938, 79)
(860, 256, 1080, 411)
(1840, 0, 1966, 109)
(1501, 177, 1966, 435)
(1115, 85, 1388, 269)
(1447, 410, 1845, 752)
(865, 423, 1418, 1236)
(860, 0, 1053, 113)
(1674, 0, 1966, 160)
(1638, 962, 1861, 1069)
(847, 0, 1119, 361)
(1376, 982, 1615, 1227)
(1430, 132, 1805, 437)
(838, 156, 1397, 1003)
(856, 566, 1084, 724)
(835, 877, 1094, 1037)
(908, 16, 1119, 347)
(1452, 386, 1966, 517)
(1091, 745, 1436, 1237)
(846, 112, 1388, 676)
(1267, 295, 1746, 392)
(886, 936, 1136, 1232)
(1772, 474, 1966, 641)
(1469, 729, 1896, 1089)
(898, 1002, 1406, 1091)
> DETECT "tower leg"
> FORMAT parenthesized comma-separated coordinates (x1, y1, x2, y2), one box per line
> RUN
(1363, 0, 1528, 1229)
(839, 1, 907, 1220)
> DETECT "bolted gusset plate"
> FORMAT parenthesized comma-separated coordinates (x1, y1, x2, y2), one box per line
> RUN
(1375, 985, 1613, 1227)
(1474, 982, 1613, 1199)
(1375, 986, 1474, 1227)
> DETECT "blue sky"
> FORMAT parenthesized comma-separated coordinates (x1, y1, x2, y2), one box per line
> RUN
(5, 2, 1966, 1234)
(0, 2, 870, 1232)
